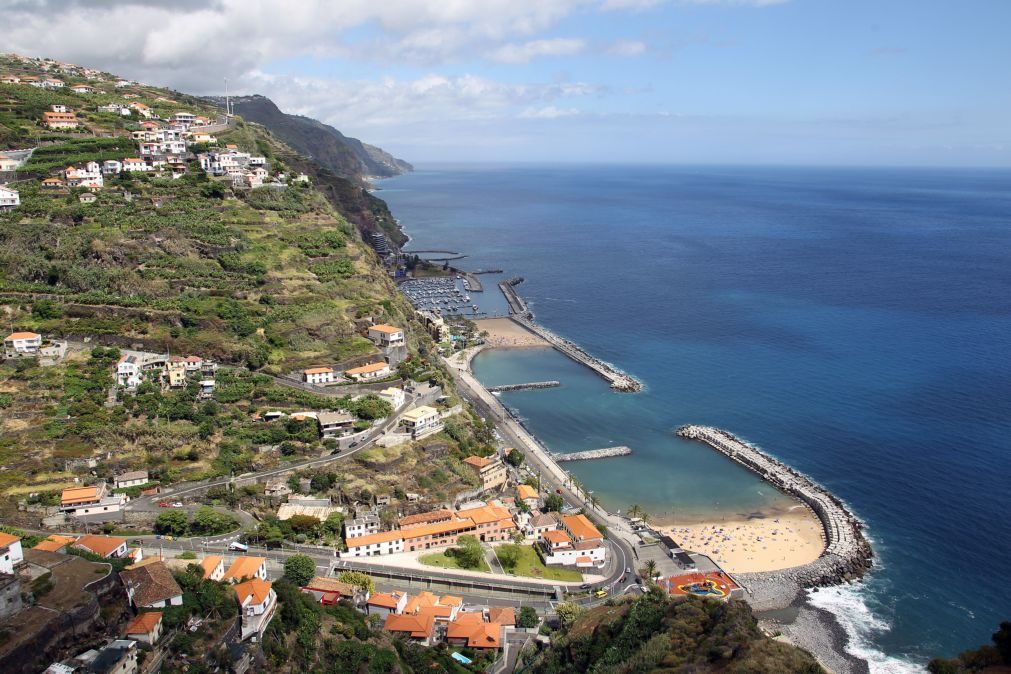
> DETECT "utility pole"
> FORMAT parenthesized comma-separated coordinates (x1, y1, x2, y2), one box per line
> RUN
(224, 77, 230, 119)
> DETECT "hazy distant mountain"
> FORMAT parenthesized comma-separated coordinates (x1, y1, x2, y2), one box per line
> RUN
(211, 95, 412, 182)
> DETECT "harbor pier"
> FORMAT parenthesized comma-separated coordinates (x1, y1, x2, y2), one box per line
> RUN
(676, 425, 873, 587)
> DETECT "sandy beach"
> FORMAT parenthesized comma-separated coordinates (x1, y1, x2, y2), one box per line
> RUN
(475, 317, 549, 348)
(657, 507, 826, 574)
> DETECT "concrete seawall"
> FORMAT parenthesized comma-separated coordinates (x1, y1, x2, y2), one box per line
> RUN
(676, 425, 873, 588)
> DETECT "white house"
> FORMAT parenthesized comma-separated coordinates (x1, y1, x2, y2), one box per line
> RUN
(344, 511, 381, 539)
(344, 530, 405, 558)
(124, 612, 163, 647)
(102, 160, 122, 175)
(400, 406, 443, 439)
(113, 471, 149, 489)
(121, 158, 150, 172)
(222, 556, 268, 583)
(235, 578, 277, 641)
(61, 486, 127, 517)
(365, 591, 407, 618)
(4, 331, 41, 357)
(368, 325, 406, 348)
(303, 367, 334, 385)
(0, 186, 19, 212)
(118, 355, 144, 389)
(170, 112, 197, 125)
(72, 534, 129, 558)
(344, 361, 391, 381)
(377, 386, 405, 410)
(70, 85, 94, 94)
(0, 532, 25, 574)
(183, 355, 203, 372)
(537, 530, 606, 568)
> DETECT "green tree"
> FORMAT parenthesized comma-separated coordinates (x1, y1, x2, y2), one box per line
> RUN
(495, 543, 523, 571)
(337, 570, 375, 595)
(452, 534, 485, 569)
(505, 449, 524, 467)
(544, 493, 565, 512)
(288, 514, 321, 536)
(191, 506, 237, 535)
(643, 559, 658, 582)
(555, 601, 585, 629)
(154, 509, 188, 536)
(321, 512, 344, 536)
(283, 554, 316, 586)
(31, 299, 63, 319)
(518, 606, 539, 628)
(628, 504, 643, 520)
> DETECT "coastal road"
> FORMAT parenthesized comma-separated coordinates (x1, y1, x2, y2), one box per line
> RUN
(445, 352, 640, 595)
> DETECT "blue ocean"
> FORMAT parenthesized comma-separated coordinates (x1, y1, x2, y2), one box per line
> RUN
(379, 164, 1011, 670)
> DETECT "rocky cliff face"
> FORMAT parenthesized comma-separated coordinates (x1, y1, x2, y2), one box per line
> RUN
(215, 95, 412, 182)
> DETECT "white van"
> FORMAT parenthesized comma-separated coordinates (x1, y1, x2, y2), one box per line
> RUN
(228, 541, 249, 552)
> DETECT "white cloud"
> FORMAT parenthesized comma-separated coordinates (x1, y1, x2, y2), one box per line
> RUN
(244, 70, 600, 130)
(518, 105, 582, 118)
(487, 38, 587, 64)
(606, 40, 647, 56)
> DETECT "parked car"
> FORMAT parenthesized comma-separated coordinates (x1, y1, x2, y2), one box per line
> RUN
(171, 502, 184, 508)
(594, 589, 608, 599)
(580, 583, 591, 590)
(158, 502, 169, 508)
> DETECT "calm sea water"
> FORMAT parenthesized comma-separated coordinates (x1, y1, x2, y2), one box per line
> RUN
(379, 164, 1011, 670)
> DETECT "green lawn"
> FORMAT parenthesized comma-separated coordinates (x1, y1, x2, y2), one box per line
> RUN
(419, 551, 491, 573)
(505, 545, 583, 582)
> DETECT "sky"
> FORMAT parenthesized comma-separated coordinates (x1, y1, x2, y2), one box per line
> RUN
(3, 0, 1010, 166)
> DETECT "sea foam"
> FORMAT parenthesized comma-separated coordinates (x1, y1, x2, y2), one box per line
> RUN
(807, 585, 925, 674)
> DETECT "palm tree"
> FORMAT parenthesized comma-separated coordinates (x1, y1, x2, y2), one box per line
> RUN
(644, 559, 658, 582)
(628, 504, 643, 520)
(639, 511, 650, 526)
(589, 494, 600, 511)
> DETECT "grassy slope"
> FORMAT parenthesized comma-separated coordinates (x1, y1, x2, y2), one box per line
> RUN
(0, 61, 446, 510)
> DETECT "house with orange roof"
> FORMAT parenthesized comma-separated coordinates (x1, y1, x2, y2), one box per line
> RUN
(344, 361, 391, 381)
(33, 534, 75, 553)
(399, 509, 454, 529)
(538, 519, 606, 569)
(0, 532, 24, 574)
(4, 331, 41, 357)
(41, 110, 78, 129)
(344, 529, 405, 558)
(120, 560, 182, 609)
(367, 324, 405, 348)
(463, 455, 507, 491)
(366, 591, 407, 618)
(384, 612, 436, 645)
(517, 484, 539, 506)
(302, 366, 334, 385)
(456, 503, 517, 543)
(222, 556, 267, 583)
(124, 611, 163, 646)
(403, 591, 461, 622)
(446, 612, 503, 651)
(60, 483, 126, 517)
(562, 514, 603, 543)
(488, 607, 515, 627)
(73, 534, 128, 558)
(301, 576, 366, 606)
(200, 555, 225, 581)
(234, 578, 277, 640)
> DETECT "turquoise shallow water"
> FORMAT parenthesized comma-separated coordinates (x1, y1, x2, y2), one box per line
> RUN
(380, 164, 1011, 669)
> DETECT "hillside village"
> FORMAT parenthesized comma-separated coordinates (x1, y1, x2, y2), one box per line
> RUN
(0, 53, 824, 674)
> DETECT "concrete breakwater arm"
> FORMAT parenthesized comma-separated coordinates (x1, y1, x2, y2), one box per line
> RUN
(554, 446, 632, 462)
(487, 381, 561, 392)
(512, 316, 642, 392)
(676, 425, 873, 587)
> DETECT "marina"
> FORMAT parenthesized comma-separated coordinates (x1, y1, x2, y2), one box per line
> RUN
(399, 276, 486, 316)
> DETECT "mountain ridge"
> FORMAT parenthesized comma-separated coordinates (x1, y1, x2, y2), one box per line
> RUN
(208, 94, 412, 183)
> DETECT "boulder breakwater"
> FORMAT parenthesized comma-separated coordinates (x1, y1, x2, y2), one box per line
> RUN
(487, 380, 561, 392)
(554, 446, 633, 462)
(676, 425, 873, 588)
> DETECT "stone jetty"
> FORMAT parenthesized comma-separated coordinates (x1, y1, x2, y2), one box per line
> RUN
(676, 425, 873, 587)
(487, 380, 561, 392)
(513, 316, 642, 392)
(554, 446, 632, 462)
(496, 276, 642, 391)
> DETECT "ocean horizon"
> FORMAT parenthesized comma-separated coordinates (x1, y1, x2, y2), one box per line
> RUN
(380, 162, 1011, 671)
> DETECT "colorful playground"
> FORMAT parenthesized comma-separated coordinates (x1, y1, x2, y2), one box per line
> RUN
(660, 571, 741, 600)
